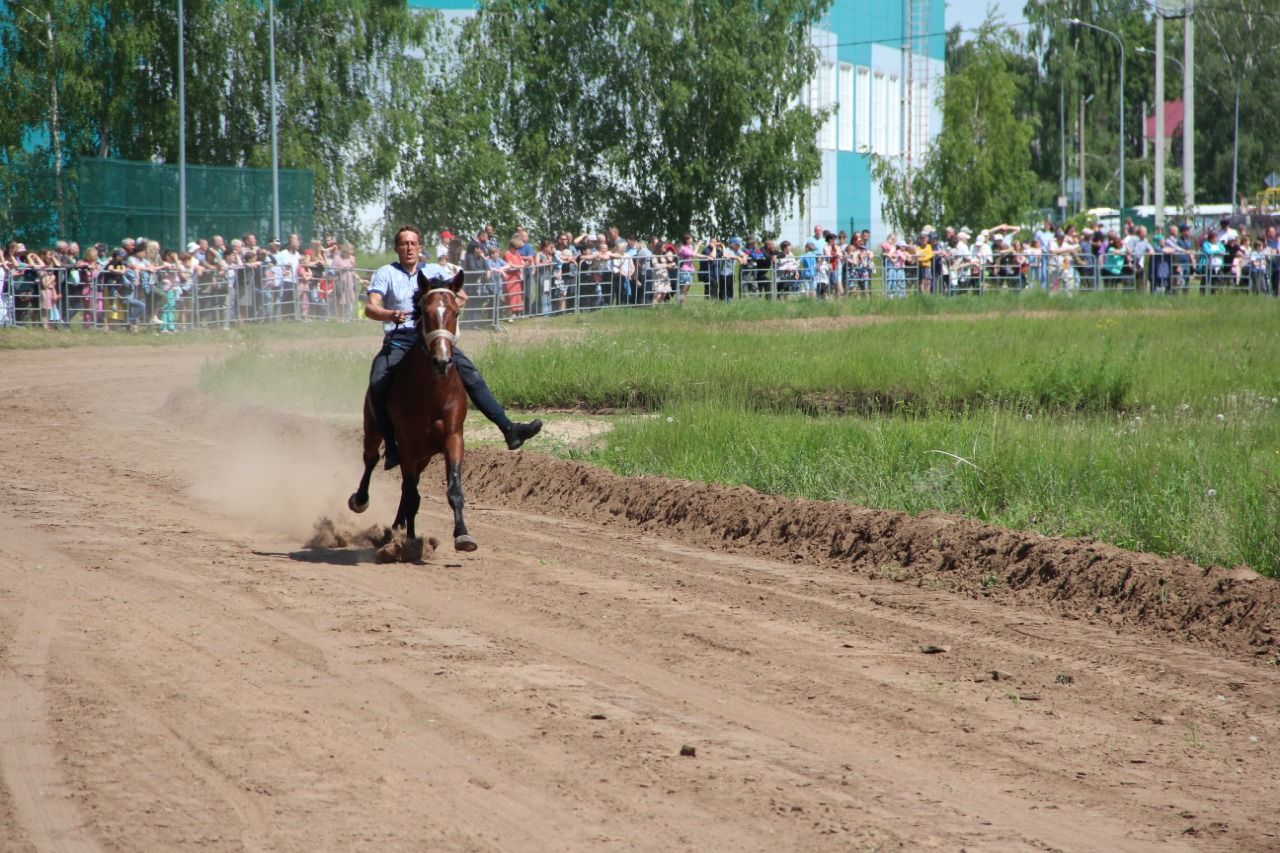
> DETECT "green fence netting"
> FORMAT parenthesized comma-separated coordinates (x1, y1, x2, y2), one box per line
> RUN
(2, 157, 312, 250)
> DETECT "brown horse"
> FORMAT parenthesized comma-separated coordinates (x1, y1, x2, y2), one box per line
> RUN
(347, 268, 477, 552)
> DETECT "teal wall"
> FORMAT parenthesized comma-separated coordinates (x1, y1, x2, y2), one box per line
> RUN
(827, 0, 944, 236)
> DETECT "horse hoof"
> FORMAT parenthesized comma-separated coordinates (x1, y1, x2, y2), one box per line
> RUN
(348, 493, 369, 514)
(454, 534, 478, 552)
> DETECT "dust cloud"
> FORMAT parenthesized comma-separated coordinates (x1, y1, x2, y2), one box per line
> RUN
(183, 401, 363, 540)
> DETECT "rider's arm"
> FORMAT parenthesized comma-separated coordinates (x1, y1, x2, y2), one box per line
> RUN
(364, 291, 407, 325)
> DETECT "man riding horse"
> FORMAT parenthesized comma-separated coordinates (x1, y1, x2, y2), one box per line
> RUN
(365, 225, 542, 469)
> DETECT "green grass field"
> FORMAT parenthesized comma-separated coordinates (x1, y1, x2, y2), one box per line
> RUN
(198, 293, 1280, 575)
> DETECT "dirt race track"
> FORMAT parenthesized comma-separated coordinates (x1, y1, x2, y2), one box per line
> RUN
(2, 340, 1279, 852)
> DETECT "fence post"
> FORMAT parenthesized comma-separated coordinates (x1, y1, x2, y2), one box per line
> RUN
(574, 261, 581, 316)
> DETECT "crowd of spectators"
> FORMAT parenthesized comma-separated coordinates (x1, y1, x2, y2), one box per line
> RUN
(438, 216, 1280, 318)
(876, 216, 1280, 297)
(4, 214, 1278, 330)
(0, 232, 361, 330)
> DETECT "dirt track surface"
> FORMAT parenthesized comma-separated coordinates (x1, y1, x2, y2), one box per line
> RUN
(2, 340, 1279, 852)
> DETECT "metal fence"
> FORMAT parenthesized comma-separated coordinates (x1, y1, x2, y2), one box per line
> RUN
(0, 261, 363, 331)
(3, 251, 1277, 332)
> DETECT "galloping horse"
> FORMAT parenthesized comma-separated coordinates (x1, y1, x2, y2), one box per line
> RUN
(347, 268, 478, 552)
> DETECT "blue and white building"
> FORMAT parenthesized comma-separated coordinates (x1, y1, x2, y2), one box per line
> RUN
(408, 1, 945, 243)
(776, 0, 946, 243)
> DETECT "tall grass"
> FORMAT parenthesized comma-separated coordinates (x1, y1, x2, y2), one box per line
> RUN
(479, 297, 1280, 415)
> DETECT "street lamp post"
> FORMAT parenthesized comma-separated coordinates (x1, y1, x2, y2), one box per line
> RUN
(1069, 19, 1126, 216)
(1136, 46, 1182, 75)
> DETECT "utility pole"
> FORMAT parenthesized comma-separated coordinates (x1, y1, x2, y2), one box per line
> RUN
(269, 0, 281, 242)
(1183, 0, 1194, 213)
(43, 12, 64, 231)
(1079, 95, 1087, 213)
(1141, 99, 1149, 206)
(178, 0, 187, 250)
(1154, 14, 1165, 227)
(1059, 79, 1066, 217)
(1231, 80, 1239, 217)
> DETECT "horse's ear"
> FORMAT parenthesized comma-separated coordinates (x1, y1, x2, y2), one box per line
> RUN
(417, 269, 428, 290)
(450, 268, 465, 293)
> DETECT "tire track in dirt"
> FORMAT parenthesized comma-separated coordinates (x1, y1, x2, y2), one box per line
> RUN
(0, 525, 102, 853)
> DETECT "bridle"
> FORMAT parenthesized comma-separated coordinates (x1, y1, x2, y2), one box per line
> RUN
(418, 286, 459, 351)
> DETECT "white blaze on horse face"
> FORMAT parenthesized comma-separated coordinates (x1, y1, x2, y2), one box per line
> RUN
(434, 302, 451, 362)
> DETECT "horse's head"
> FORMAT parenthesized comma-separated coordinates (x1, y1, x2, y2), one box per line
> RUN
(413, 267, 465, 376)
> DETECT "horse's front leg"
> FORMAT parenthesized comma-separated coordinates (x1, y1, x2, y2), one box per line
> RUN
(398, 466, 422, 542)
(443, 432, 477, 552)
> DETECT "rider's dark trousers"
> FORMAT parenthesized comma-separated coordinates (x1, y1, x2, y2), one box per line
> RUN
(369, 343, 512, 450)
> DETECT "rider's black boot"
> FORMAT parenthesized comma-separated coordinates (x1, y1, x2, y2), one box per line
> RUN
(503, 419, 543, 450)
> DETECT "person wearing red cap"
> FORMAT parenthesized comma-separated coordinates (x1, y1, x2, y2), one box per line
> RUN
(435, 231, 454, 263)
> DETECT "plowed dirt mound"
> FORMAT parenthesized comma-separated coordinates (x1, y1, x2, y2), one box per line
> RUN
(167, 389, 1280, 656)
(452, 451, 1280, 657)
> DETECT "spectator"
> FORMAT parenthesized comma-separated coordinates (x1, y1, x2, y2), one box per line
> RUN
(915, 234, 933, 295)
(277, 234, 302, 317)
(649, 242, 674, 304)
(676, 233, 698, 304)
(1202, 230, 1226, 294)
(707, 237, 737, 302)
(334, 243, 358, 320)
(799, 240, 819, 297)
(611, 239, 635, 305)
(547, 234, 572, 313)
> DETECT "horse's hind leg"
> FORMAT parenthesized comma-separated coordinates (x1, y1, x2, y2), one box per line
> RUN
(444, 433, 476, 552)
(349, 398, 380, 514)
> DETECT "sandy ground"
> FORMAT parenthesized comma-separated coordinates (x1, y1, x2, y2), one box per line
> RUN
(1, 339, 1279, 852)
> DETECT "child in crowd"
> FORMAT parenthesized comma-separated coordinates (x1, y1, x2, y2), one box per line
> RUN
(650, 249, 673, 304)
(880, 235, 905, 298)
(676, 234, 696, 304)
(775, 241, 798, 299)
(296, 256, 314, 320)
(799, 241, 818, 297)
(39, 250, 61, 329)
(160, 250, 182, 332)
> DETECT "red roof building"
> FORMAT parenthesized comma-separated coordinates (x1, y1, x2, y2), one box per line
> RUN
(1144, 100, 1184, 141)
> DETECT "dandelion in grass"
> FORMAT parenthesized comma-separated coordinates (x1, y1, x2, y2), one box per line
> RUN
(1024, 413, 1033, 421)
(666, 416, 675, 423)
(1216, 413, 1226, 422)
(1206, 488, 1217, 498)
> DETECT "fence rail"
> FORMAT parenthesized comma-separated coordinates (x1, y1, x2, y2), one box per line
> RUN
(2, 251, 1276, 332)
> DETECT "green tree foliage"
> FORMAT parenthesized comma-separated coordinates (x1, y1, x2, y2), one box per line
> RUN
(1024, 1, 1153, 211)
(1194, 4, 1280, 207)
(391, 0, 832, 238)
(872, 20, 1036, 234)
(0, 0, 446, 239)
(931, 22, 1038, 227)
(867, 157, 941, 238)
